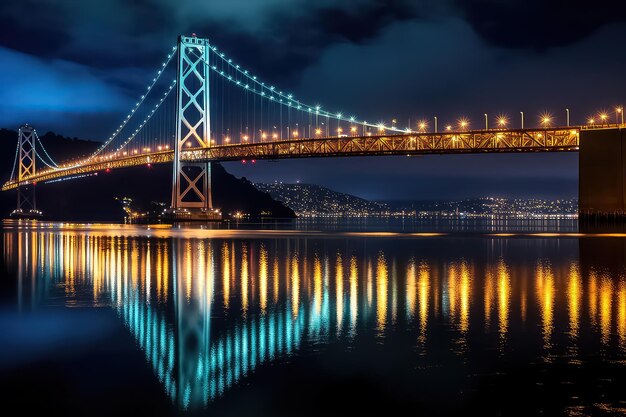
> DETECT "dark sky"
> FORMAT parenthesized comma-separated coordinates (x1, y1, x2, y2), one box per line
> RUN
(2, 0, 626, 200)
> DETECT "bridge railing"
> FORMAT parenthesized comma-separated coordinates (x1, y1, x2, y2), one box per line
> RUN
(2, 128, 581, 191)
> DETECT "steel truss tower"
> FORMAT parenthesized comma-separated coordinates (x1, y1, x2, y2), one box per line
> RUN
(16, 125, 37, 214)
(171, 35, 213, 211)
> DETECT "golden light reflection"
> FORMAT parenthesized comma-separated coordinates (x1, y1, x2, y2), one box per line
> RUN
(599, 276, 613, 346)
(376, 252, 388, 333)
(156, 242, 163, 301)
(336, 253, 344, 332)
(406, 258, 417, 319)
(291, 252, 300, 318)
(618, 281, 626, 350)
(314, 255, 322, 316)
(146, 241, 152, 300)
(497, 260, 511, 343)
(259, 245, 268, 313)
(222, 242, 230, 309)
(273, 253, 279, 303)
(448, 261, 471, 334)
(536, 261, 555, 351)
(418, 263, 430, 344)
(460, 262, 471, 334)
(484, 266, 495, 330)
(567, 263, 582, 342)
(241, 243, 249, 314)
(196, 240, 207, 301)
(588, 271, 598, 328)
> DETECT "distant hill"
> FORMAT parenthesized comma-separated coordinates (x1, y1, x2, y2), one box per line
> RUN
(384, 198, 577, 216)
(254, 180, 577, 217)
(0, 128, 295, 221)
(255, 182, 386, 216)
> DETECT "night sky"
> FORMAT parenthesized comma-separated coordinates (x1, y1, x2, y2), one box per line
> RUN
(2, 0, 626, 200)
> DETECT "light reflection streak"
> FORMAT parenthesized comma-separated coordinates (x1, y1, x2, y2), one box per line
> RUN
(417, 263, 429, 345)
(497, 260, 510, 345)
(618, 281, 626, 350)
(376, 252, 388, 333)
(567, 263, 582, 346)
(336, 252, 344, 333)
(536, 261, 555, 353)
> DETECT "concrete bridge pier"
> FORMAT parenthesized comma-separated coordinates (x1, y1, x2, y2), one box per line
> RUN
(579, 128, 626, 218)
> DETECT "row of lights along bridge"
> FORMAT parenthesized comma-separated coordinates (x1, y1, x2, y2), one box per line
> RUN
(410, 107, 624, 133)
(223, 106, 626, 143)
(85, 106, 624, 165)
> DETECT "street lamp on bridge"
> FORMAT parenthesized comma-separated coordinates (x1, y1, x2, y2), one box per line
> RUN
(540, 113, 553, 128)
(600, 112, 609, 126)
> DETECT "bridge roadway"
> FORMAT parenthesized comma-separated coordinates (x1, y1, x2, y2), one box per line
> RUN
(2, 128, 580, 191)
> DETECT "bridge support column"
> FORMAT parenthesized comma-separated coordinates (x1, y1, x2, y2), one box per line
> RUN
(170, 35, 220, 221)
(579, 128, 626, 218)
(11, 125, 42, 219)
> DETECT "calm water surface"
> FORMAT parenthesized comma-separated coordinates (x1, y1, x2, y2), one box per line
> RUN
(2, 219, 626, 416)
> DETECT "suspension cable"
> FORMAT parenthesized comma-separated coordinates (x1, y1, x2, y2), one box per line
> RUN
(115, 80, 177, 152)
(35, 152, 59, 170)
(89, 45, 178, 159)
(33, 130, 59, 168)
(189, 44, 406, 133)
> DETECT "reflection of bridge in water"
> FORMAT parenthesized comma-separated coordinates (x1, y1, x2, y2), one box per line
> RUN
(4, 227, 626, 410)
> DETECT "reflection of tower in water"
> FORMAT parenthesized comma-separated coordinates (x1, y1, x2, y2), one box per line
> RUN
(5, 231, 626, 410)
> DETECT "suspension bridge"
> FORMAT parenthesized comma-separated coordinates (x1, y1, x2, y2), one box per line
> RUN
(2, 35, 624, 219)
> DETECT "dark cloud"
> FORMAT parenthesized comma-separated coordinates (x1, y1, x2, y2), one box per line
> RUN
(172, 0, 425, 86)
(0, 1, 71, 57)
(453, 0, 626, 50)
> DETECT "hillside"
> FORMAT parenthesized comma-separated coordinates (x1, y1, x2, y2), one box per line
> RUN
(0, 128, 294, 221)
(255, 182, 386, 216)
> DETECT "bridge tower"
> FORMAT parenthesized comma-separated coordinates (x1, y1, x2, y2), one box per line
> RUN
(170, 35, 220, 220)
(11, 125, 42, 219)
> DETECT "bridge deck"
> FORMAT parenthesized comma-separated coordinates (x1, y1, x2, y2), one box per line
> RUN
(2, 128, 579, 191)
